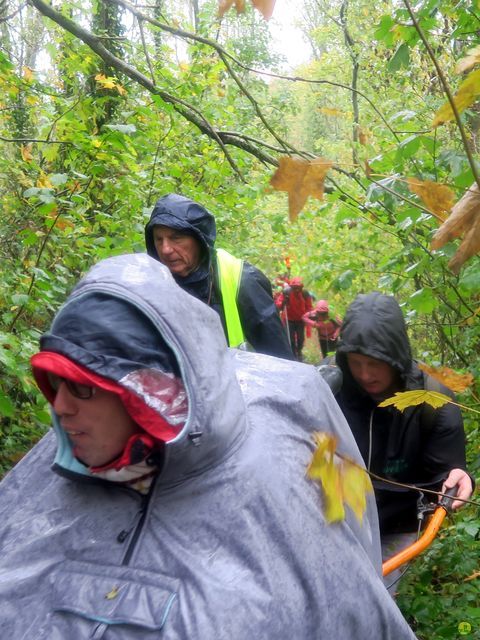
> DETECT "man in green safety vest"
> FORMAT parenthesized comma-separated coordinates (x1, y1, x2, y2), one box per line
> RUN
(145, 194, 294, 359)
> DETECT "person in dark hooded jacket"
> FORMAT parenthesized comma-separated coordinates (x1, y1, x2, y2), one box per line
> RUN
(334, 293, 473, 584)
(0, 256, 417, 639)
(145, 193, 293, 360)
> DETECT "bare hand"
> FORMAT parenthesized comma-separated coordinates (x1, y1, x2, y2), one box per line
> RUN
(441, 468, 473, 510)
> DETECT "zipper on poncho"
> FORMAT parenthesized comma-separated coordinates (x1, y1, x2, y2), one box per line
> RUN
(119, 477, 157, 565)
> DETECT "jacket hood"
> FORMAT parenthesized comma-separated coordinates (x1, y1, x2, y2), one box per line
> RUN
(145, 193, 216, 262)
(33, 254, 245, 486)
(336, 292, 412, 386)
(316, 299, 329, 313)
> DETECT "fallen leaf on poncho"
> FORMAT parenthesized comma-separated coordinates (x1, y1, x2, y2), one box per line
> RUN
(308, 432, 372, 523)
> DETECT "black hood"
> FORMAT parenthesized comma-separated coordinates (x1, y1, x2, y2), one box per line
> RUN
(336, 292, 413, 389)
(145, 194, 216, 261)
(144, 194, 217, 301)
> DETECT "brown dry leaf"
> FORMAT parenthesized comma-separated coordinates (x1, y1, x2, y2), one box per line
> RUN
(308, 432, 372, 524)
(418, 363, 474, 394)
(455, 45, 480, 74)
(433, 69, 480, 127)
(218, 0, 246, 17)
(252, 0, 276, 19)
(407, 178, 455, 219)
(20, 143, 33, 162)
(431, 183, 480, 274)
(464, 570, 480, 582)
(359, 128, 369, 145)
(270, 156, 332, 222)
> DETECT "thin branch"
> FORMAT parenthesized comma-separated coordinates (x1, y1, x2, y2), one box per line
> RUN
(0, 135, 73, 144)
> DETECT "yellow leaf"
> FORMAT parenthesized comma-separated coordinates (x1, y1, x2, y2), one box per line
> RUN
(92, 138, 102, 148)
(37, 172, 53, 189)
(105, 586, 120, 600)
(378, 389, 452, 411)
(308, 432, 372, 524)
(318, 107, 343, 117)
(455, 45, 480, 74)
(407, 178, 455, 219)
(433, 69, 480, 127)
(270, 156, 332, 222)
(308, 433, 345, 522)
(417, 363, 474, 394)
(341, 463, 372, 523)
(22, 66, 34, 82)
(431, 183, 480, 274)
(95, 73, 117, 90)
(20, 143, 33, 162)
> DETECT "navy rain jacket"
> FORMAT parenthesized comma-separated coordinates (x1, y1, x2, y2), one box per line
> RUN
(0, 256, 416, 639)
(145, 193, 294, 359)
(335, 292, 469, 533)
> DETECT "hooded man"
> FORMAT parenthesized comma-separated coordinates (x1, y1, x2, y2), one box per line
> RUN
(334, 292, 473, 586)
(145, 193, 293, 360)
(0, 256, 416, 639)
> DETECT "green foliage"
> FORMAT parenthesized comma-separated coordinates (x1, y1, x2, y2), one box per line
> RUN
(0, 2, 478, 631)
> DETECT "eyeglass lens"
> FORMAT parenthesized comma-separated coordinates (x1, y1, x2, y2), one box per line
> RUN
(46, 372, 95, 400)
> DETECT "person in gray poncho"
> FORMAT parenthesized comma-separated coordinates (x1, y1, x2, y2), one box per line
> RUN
(0, 254, 416, 639)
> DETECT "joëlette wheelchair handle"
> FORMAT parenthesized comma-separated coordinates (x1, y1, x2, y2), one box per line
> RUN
(382, 486, 457, 577)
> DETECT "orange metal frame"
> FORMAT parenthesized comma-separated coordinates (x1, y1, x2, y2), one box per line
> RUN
(382, 506, 448, 576)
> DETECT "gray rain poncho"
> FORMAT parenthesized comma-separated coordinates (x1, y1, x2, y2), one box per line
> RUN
(0, 255, 416, 639)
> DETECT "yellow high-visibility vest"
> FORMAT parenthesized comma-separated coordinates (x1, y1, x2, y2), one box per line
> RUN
(216, 248, 245, 347)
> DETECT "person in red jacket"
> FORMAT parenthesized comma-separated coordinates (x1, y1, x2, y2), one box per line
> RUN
(303, 299, 342, 359)
(276, 277, 312, 360)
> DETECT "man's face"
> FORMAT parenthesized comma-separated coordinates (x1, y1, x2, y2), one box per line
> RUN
(153, 225, 202, 278)
(52, 379, 138, 468)
(346, 352, 399, 401)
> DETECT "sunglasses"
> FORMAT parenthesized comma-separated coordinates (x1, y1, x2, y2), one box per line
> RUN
(46, 372, 96, 400)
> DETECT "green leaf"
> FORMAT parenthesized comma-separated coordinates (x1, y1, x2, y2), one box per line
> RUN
(396, 135, 421, 160)
(49, 173, 69, 186)
(105, 124, 137, 134)
(11, 294, 29, 305)
(23, 187, 41, 198)
(388, 43, 410, 72)
(409, 288, 437, 313)
(0, 392, 14, 418)
(458, 264, 480, 292)
(374, 16, 395, 46)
